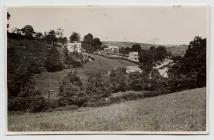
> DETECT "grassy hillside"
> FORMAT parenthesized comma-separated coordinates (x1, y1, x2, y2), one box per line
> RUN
(103, 41, 188, 56)
(77, 54, 137, 82)
(33, 53, 137, 98)
(8, 87, 206, 131)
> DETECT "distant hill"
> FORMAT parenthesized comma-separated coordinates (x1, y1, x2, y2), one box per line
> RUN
(102, 41, 188, 56)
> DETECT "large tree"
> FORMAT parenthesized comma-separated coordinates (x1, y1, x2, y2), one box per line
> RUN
(45, 46, 63, 72)
(44, 30, 57, 45)
(139, 49, 154, 73)
(21, 25, 35, 37)
(82, 33, 94, 52)
(168, 36, 206, 91)
(93, 37, 102, 50)
(69, 32, 80, 43)
(155, 46, 167, 62)
(82, 33, 102, 53)
(131, 44, 141, 52)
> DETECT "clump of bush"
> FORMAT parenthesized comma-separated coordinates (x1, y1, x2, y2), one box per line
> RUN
(109, 67, 128, 93)
(45, 46, 64, 72)
(8, 90, 48, 112)
(58, 70, 87, 107)
(86, 73, 112, 103)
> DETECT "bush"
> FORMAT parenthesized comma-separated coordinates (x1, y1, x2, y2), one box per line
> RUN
(58, 71, 87, 107)
(46, 99, 59, 111)
(58, 95, 87, 107)
(45, 46, 63, 72)
(28, 95, 48, 112)
(128, 72, 145, 91)
(86, 73, 111, 103)
(8, 97, 28, 111)
(109, 67, 128, 93)
(8, 94, 48, 112)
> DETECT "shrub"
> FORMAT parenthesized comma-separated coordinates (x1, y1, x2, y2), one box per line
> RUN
(128, 72, 145, 91)
(28, 95, 48, 112)
(86, 73, 111, 103)
(58, 71, 87, 107)
(8, 93, 48, 112)
(8, 97, 28, 111)
(46, 99, 59, 111)
(45, 46, 63, 72)
(109, 67, 128, 93)
(58, 95, 87, 107)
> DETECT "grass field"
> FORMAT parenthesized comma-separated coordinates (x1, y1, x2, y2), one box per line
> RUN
(33, 54, 137, 98)
(8, 87, 206, 132)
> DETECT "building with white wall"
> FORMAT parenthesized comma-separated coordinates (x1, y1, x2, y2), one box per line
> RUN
(104, 46, 119, 54)
(128, 52, 139, 62)
(153, 59, 174, 78)
(67, 42, 81, 53)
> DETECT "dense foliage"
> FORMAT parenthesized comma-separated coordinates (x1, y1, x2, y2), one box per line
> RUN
(168, 36, 206, 92)
(82, 33, 102, 53)
(58, 71, 86, 106)
(45, 46, 64, 72)
(86, 73, 111, 102)
(139, 46, 168, 73)
(69, 32, 80, 43)
(109, 67, 128, 93)
(7, 51, 47, 112)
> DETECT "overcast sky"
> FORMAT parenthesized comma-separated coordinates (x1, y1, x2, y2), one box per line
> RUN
(8, 6, 209, 45)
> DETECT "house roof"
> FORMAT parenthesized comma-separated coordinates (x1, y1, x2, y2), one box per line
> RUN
(154, 59, 173, 69)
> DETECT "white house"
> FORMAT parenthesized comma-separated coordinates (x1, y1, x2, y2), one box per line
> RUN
(153, 59, 173, 78)
(67, 42, 82, 53)
(104, 46, 119, 54)
(128, 52, 139, 62)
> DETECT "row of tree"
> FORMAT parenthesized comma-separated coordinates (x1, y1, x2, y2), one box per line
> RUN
(139, 46, 169, 73)
(119, 43, 142, 54)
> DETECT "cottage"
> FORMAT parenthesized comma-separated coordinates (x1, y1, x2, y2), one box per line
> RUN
(67, 42, 82, 53)
(128, 52, 139, 62)
(104, 46, 119, 54)
(153, 59, 173, 78)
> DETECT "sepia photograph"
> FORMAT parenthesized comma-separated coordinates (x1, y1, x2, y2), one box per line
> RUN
(6, 5, 209, 134)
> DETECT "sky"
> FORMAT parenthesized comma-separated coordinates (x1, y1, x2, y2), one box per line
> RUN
(8, 6, 209, 45)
